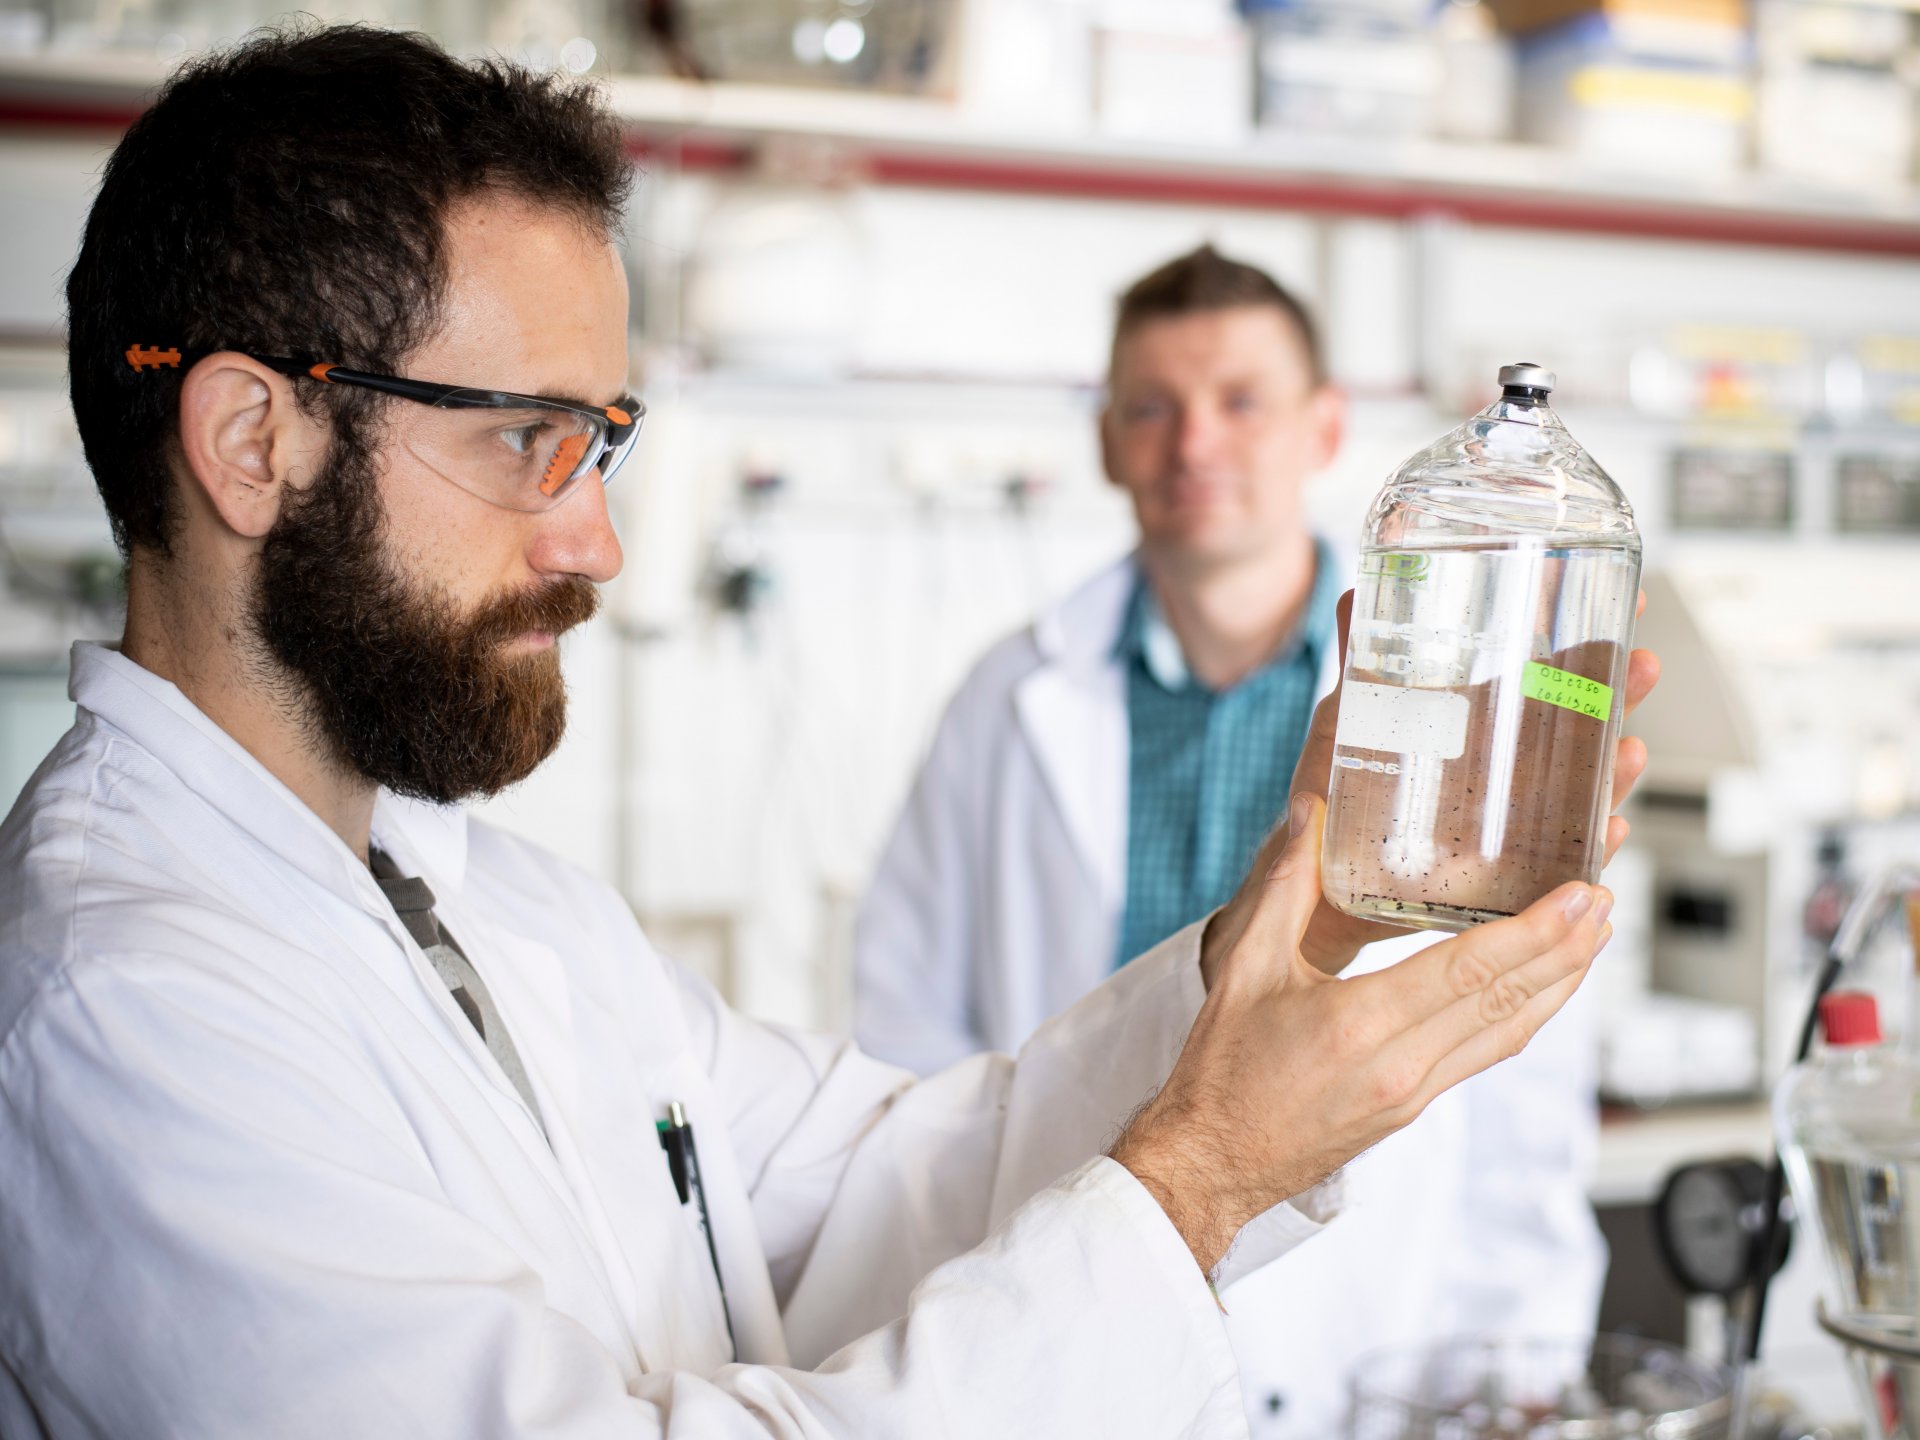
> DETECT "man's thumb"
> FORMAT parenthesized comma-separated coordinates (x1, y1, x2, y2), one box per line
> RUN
(1243, 792, 1325, 958)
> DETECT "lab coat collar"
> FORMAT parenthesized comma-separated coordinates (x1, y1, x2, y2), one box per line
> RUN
(1031, 553, 1138, 674)
(1015, 558, 1138, 910)
(372, 792, 470, 894)
(67, 641, 469, 899)
(1112, 579, 1193, 693)
(61, 645, 707, 1378)
(1110, 537, 1342, 698)
(1016, 541, 1347, 914)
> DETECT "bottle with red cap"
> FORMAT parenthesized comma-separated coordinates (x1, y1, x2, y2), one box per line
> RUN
(1775, 990, 1920, 1328)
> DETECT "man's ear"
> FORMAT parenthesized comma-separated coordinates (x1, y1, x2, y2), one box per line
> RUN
(1305, 383, 1347, 474)
(175, 354, 325, 540)
(1098, 401, 1120, 492)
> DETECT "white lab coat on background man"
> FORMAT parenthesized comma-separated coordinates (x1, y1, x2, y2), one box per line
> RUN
(0, 642, 1339, 1439)
(854, 554, 1608, 1436)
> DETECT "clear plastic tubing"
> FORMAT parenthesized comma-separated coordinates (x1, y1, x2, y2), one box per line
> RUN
(1322, 363, 1642, 932)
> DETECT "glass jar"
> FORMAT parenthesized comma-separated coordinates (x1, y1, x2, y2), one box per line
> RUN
(1777, 991, 1920, 1325)
(1321, 363, 1641, 932)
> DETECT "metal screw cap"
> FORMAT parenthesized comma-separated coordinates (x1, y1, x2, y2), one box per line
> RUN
(1498, 362, 1556, 392)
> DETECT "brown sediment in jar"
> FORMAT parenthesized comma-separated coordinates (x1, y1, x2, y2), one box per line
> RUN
(1326, 638, 1622, 926)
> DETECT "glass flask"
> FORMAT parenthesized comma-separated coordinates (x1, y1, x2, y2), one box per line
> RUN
(1347, 1333, 1729, 1439)
(1321, 363, 1641, 931)
(1777, 991, 1920, 1326)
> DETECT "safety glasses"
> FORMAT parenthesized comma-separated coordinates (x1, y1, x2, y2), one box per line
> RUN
(125, 344, 644, 513)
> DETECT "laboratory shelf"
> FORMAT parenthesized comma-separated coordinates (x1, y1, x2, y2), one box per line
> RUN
(5, 55, 1920, 256)
(610, 75, 1920, 258)
(0, 50, 168, 128)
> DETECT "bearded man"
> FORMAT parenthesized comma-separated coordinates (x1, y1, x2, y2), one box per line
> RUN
(0, 25, 1641, 1439)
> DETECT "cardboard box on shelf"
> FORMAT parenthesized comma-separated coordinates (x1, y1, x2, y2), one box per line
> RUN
(956, 0, 1093, 133)
(1753, 1, 1916, 188)
(1092, 0, 1251, 145)
(1756, 63, 1913, 188)
(1485, 0, 1747, 35)
(1093, 29, 1252, 145)
(1246, 3, 1440, 139)
(1516, 13, 1752, 174)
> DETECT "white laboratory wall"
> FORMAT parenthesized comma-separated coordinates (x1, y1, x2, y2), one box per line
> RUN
(3, 129, 1920, 1044)
(0, 137, 110, 339)
(479, 161, 1920, 1047)
(3, 133, 1919, 1049)
(596, 169, 1443, 1023)
(846, 186, 1321, 378)
(593, 171, 1309, 1016)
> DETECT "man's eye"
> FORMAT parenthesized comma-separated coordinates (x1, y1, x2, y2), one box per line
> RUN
(1121, 400, 1171, 424)
(500, 422, 551, 456)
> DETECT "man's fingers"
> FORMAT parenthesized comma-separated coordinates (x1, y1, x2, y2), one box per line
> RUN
(1356, 881, 1605, 1033)
(1622, 647, 1659, 718)
(1602, 814, 1631, 866)
(1602, 642, 1657, 863)
(1335, 589, 1353, 674)
(1422, 906, 1605, 1039)
(1418, 964, 1593, 1105)
(1418, 885, 1604, 1051)
(1603, 642, 1654, 865)
(1372, 905, 1606, 1116)
(1609, 734, 1647, 811)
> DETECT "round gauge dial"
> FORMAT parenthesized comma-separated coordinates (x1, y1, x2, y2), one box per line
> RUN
(1653, 1158, 1787, 1298)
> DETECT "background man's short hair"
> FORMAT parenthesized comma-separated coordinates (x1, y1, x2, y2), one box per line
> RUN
(1110, 244, 1326, 388)
(66, 23, 633, 559)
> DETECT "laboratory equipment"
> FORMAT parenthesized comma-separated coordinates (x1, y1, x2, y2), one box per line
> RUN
(1775, 991, 1920, 1324)
(1814, 1306, 1920, 1440)
(1742, 869, 1920, 1439)
(673, 0, 954, 94)
(1656, 1158, 1787, 1309)
(1322, 362, 1642, 932)
(1347, 1333, 1730, 1438)
(1835, 457, 1920, 537)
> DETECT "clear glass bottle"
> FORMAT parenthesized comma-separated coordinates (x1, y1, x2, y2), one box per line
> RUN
(1321, 363, 1641, 931)
(1775, 991, 1920, 1324)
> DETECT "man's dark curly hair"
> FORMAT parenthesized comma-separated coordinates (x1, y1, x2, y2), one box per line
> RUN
(66, 23, 633, 559)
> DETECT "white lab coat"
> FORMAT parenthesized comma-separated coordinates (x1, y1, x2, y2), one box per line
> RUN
(852, 554, 1608, 1437)
(0, 642, 1339, 1440)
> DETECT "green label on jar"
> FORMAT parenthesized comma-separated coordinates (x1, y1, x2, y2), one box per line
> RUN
(1364, 552, 1430, 583)
(1522, 661, 1612, 722)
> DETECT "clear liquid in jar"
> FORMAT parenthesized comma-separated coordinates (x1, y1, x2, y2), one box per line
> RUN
(1322, 542, 1638, 932)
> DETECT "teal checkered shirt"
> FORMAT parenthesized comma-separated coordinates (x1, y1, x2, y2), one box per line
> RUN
(1114, 543, 1340, 969)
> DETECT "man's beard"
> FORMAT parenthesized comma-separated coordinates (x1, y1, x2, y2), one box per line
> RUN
(253, 426, 600, 805)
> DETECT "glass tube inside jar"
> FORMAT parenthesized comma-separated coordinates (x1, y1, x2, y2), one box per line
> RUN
(1321, 539, 1640, 931)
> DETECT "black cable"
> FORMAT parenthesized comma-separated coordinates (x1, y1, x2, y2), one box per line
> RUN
(1739, 949, 1845, 1366)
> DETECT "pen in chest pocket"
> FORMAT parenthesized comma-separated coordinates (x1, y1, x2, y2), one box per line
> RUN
(658, 1101, 736, 1359)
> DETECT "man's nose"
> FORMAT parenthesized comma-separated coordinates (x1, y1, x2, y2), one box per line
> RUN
(1174, 404, 1224, 470)
(534, 472, 624, 584)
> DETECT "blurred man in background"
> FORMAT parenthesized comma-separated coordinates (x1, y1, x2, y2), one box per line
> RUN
(854, 244, 1612, 1436)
